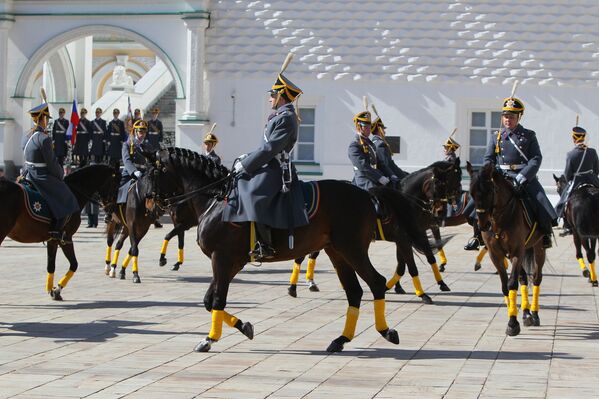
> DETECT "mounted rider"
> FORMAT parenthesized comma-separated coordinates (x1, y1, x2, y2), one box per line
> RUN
(483, 83, 557, 248)
(203, 123, 221, 166)
(554, 122, 599, 227)
(222, 53, 309, 260)
(348, 98, 391, 190)
(117, 119, 151, 204)
(22, 94, 79, 242)
(370, 103, 409, 184)
(443, 130, 460, 163)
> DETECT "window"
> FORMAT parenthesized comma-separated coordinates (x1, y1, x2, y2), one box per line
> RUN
(293, 107, 315, 162)
(469, 110, 502, 166)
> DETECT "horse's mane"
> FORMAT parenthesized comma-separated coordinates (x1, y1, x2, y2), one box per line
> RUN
(402, 160, 453, 190)
(161, 147, 230, 180)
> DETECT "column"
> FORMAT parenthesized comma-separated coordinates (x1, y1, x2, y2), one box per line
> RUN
(0, 17, 15, 176)
(181, 16, 209, 120)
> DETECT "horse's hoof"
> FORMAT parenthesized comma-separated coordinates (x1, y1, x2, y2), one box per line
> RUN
(171, 262, 181, 271)
(474, 263, 482, 271)
(419, 294, 433, 305)
(50, 288, 63, 301)
(593, 281, 599, 287)
(506, 317, 521, 336)
(132, 272, 141, 284)
(583, 269, 590, 278)
(241, 322, 254, 340)
(308, 281, 320, 292)
(119, 269, 126, 280)
(522, 310, 533, 327)
(159, 255, 167, 267)
(531, 311, 540, 326)
(380, 328, 400, 345)
(194, 338, 214, 352)
(288, 285, 297, 298)
(326, 336, 350, 353)
(104, 264, 111, 275)
(394, 282, 407, 295)
(438, 281, 451, 292)
(439, 263, 446, 273)
(109, 266, 116, 278)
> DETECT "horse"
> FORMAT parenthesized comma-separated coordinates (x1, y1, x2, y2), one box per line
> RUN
(148, 147, 437, 353)
(158, 201, 197, 271)
(0, 165, 119, 300)
(288, 251, 320, 297)
(554, 173, 599, 286)
(469, 162, 546, 336)
(104, 173, 162, 283)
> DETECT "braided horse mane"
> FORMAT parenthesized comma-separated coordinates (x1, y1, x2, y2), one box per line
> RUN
(160, 147, 230, 181)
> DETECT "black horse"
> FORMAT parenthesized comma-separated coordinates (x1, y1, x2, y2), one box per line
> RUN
(554, 173, 599, 286)
(148, 147, 436, 353)
(0, 165, 119, 299)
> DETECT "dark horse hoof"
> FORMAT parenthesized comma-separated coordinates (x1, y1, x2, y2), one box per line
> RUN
(438, 281, 451, 292)
(474, 263, 482, 271)
(159, 254, 167, 267)
(531, 311, 540, 326)
(506, 316, 521, 336)
(240, 322, 254, 340)
(132, 272, 141, 284)
(439, 263, 446, 273)
(583, 269, 590, 278)
(194, 338, 215, 352)
(419, 294, 434, 305)
(50, 288, 63, 301)
(119, 268, 126, 280)
(380, 328, 400, 345)
(172, 262, 181, 271)
(326, 336, 350, 353)
(592, 280, 599, 287)
(394, 282, 407, 295)
(288, 284, 297, 298)
(308, 282, 320, 292)
(523, 309, 533, 327)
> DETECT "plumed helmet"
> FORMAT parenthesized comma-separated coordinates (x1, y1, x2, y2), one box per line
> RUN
(133, 119, 148, 131)
(572, 126, 587, 143)
(204, 133, 218, 144)
(269, 53, 302, 102)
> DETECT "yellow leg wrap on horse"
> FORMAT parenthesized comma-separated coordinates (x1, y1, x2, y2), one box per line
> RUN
(386, 272, 400, 290)
(46, 273, 54, 292)
(373, 299, 389, 331)
(589, 262, 597, 282)
(111, 249, 121, 266)
(438, 248, 447, 265)
(208, 310, 224, 341)
(58, 270, 75, 288)
(508, 289, 518, 317)
(476, 247, 488, 264)
(504, 296, 509, 306)
(290, 263, 301, 285)
(342, 306, 360, 340)
(412, 276, 424, 297)
(160, 239, 168, 255)
(306, 258, 316, 281)
(122, 253, 132, 269)
(223, 311, 239, 328)
(132, 256, 139, 273)
(578, 257, 587, 271)
(520, 285, 530, 310)
(105, 246, 112, 263)
(177, 248, 184, 264)
(431, 263, 443, 282)
(503, 258, 509, 270)
(531, 285, 540, 312)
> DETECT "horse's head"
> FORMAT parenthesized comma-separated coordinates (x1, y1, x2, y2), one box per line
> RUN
(469, 162, 498, 231)
(65, 164, 121, 210)
(554, 173, 567, 196)
(426, 159, 462, 213)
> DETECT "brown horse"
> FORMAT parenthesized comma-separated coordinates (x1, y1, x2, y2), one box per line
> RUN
(0, 165, 119, 299)
(147, 148, 443, 353)
(469, 163, 546, 336)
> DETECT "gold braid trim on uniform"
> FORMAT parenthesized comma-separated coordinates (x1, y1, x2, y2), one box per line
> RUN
(494, 130, 502, 154)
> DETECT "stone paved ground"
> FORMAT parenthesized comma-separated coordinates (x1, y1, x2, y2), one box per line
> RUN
(1, 223, 599, 399)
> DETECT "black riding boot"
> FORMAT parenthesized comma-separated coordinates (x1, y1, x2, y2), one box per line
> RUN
(464, 222, 483, 251)
(250, 223, 276, 261)
(559, 218, 572, 237)
(49, 217, 67, 243)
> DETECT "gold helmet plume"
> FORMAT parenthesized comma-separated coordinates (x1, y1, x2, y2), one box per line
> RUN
(502, 80, 525, 117)
(28, 87, 51, 125)
(353, 96, 371, 128)
(370, 103, 386, 136)
(572, 114, 587, 144)
(270, 52, 302, 102)
(443, 128, 460, 152)
(204, 123, 218, 144)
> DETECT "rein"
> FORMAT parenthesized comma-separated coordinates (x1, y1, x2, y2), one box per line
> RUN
(157, 172, 234, 208)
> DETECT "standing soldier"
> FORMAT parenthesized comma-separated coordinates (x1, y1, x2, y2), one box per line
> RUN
(133, 108, 142, 124)
(51, 107, 69, 166)
(106, 108, 126, 169)
(222, 53, 309, 260)
(90, 107, 107, 164)
(147, 107, 163, 151)
(73, 108, 91, 167)
(203, 123, 221, 165)
(370, 103, 408, 184)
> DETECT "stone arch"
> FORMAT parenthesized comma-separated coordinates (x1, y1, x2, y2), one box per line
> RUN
(14, 24, 185, 100)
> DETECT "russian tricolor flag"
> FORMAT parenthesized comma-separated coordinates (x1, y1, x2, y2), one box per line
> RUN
(66, 98, 79, 145)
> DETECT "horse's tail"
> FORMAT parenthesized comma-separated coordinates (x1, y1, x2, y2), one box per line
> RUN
(523, 247, 535, 277)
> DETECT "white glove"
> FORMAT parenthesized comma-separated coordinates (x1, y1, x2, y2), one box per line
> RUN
(234, 161, 245, 174)
(238, 153, 248, 160)
(378, 176, 390, 186)
(133, 170, 143, 180)
(515, 173, 527, 185)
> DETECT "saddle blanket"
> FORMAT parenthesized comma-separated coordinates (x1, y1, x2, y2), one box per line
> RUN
(19, 181, 52, 223)
(300, 181, 320, 220)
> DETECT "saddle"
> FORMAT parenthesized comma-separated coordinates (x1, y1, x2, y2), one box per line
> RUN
(300, 181, 320, 220)
(18, 180, 52, 223)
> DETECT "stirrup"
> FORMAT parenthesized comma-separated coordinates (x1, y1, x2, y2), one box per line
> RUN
(464, 237, 480, 251)
(249, 242, 276, 261)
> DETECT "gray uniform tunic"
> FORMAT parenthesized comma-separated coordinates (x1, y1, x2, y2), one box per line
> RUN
(222, 103, 309, 229)
(371, 134, 408, 180)
(206, 150, 221, 166)
(22, 128, 79, 219)
(51, 117, 69, 158)
(348, 134, 386, 191)
(555, 144, 599, 216)
(117, 137, 151, 203)
(483, 124, 557, 226)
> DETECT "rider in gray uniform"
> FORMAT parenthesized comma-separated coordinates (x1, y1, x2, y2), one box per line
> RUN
(22, 101, 79, 242)
(370, 111, 408, 185)
(203, 132, 221, 166)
